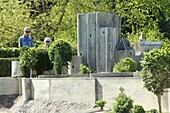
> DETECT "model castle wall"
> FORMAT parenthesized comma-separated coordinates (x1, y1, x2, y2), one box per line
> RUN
(69, 12, 162, 74)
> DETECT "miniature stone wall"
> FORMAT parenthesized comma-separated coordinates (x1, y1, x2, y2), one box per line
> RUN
(21, 76, 170, 112)
(0, 76, 169, 112)
(74, 12, 162, 74)
(77, 12, 120, 72)
(0, 78, 21, 95)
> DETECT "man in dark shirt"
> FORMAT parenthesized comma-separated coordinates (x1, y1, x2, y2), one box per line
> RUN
(18, 27, 34, 47)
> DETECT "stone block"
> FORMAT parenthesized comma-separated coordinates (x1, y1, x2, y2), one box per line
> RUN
(77, 13, 88, 65)
(11, 61, 22, 77)
(87, 13, 96, 71)
(0, 78, 19, 95)
(50, 78, 96, 105)
(31, 79, 49, 100)
(22, 78, 31, 101)
(68, 56, 82, 74)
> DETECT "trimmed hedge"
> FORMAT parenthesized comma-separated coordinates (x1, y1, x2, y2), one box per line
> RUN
(0, 58, 19, 77)
(0, 48, 53, 77)
(0, 48, 20, 58)
(0, 48, 20, 77)
(35, 49, 53, 75)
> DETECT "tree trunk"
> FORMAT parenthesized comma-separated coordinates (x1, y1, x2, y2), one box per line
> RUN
(23, 67, 30, 78)
(157, 94, 162, 113)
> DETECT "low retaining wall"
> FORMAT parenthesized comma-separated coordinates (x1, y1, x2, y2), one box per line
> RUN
(0, 78, 21, 95)
(30, 78, 96, 105)
(0, 75, 169, 112)
(96, 77, 169, 112)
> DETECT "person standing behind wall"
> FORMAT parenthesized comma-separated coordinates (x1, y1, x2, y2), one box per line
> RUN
(43, 37, 51, 49)
(18, 27, 33, 78)
(18, 27, 34, 47)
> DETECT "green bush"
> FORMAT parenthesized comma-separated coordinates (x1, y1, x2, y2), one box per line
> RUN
(0, 48, 20, 58)
(149, 109, 158, 113)
(133, 105, 145, 113)
(35, 49, 53, 76)
(113, 57, 137, 72)
(96, 100, 107, 110)
(79, 64, 90, 74)
(19, 47, 38, 78)
(48, 39, 72, 67)
(113, 87, 134, 113)
(54, 48, 62, 75)
(0, 58, 19, 77)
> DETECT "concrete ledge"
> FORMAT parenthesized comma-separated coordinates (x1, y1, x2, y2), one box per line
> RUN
(38, 74, 89, 78)
(0, 77, 21, 95)
(91, 72, 133, 77)
(38, 72, 140, 78)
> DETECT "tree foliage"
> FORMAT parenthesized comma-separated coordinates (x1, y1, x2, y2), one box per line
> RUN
(0, 0, 31, 47)
(140, 48, 170, 113)
(0, 0, 170, 48)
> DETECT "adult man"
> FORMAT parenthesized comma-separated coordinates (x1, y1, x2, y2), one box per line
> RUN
(18, 27, 34, 47)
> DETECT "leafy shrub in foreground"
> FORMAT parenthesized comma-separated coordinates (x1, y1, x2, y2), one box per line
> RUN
(112, 87, 134, 113)
(133, 105, 145, 113)
(96, 100, 107, 110)
(149, 109, 158, 113)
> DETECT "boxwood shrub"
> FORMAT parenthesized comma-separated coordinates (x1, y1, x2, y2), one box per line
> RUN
(48, 39, 72, 67)
(113, 57, 137, 72)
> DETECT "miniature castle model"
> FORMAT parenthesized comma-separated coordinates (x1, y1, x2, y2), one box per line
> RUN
(69, 12, 162, 74)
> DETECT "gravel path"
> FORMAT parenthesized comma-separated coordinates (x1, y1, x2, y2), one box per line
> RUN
(0, 95, 93, 113)
(15, 99, 93, 113)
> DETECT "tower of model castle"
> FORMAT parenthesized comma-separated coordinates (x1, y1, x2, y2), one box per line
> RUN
(77, 12, 121, 72)
(68, 12, 162, 74)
